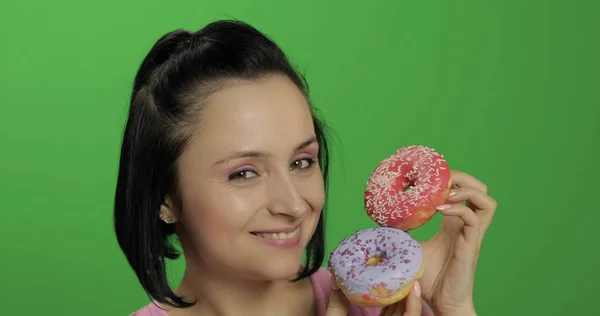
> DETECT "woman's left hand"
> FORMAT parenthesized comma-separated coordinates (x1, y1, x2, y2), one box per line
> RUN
(418, 170, 497, 316)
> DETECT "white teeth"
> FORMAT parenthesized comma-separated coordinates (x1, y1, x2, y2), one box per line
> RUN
(256, 228, 299, 240)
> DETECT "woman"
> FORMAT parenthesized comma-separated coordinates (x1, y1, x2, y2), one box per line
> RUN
(114, 20, 497, 316)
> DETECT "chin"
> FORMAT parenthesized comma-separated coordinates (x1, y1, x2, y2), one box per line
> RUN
(244, 248, 306, 281)
(260, 258, 305, 281)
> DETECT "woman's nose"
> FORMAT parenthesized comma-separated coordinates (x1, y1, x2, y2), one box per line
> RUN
(266, 174, 310, 218)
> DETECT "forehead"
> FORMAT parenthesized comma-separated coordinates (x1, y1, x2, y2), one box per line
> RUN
(193, 75, 315, 152)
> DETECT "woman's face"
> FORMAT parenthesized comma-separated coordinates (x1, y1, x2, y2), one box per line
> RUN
(172, 75, 325, 280)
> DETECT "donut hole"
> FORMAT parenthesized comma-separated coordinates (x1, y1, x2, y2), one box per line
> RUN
(403, 168, 419, 193)
(366, 255, 385, 266)
(404, 179, 420, 193)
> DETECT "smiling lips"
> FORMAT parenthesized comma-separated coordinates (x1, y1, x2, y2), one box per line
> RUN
(251, 225, 301, 248)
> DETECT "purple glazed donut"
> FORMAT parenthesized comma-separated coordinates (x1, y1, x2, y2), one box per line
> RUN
(327, 226, 424, 307)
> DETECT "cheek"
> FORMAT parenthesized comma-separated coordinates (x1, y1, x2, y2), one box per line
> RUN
(181, 185, 260, 240)
(179, 190, 255, 267)
(182, 198, 227, 245)
(304, 172, 326, 214)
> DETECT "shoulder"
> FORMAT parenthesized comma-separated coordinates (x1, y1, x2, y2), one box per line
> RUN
(310, 268, 382, 316)
(129, 302, 167, 316)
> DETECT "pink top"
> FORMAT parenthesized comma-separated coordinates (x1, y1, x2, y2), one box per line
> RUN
(131, 268, 434, 316)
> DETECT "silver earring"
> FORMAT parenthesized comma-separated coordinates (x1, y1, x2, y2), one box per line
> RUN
(159, 212, 174, 224)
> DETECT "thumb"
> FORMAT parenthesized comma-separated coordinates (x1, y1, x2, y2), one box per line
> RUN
(326, 273, 350, 316)
(393, 281, 423, 316)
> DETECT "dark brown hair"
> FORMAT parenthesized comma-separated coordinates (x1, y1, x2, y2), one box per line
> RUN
(113, 20, 331, 308)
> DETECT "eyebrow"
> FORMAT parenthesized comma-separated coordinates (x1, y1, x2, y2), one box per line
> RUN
(213, 135, 318, 165)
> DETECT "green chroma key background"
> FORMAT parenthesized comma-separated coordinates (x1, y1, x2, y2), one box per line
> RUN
(0, 0, 598, 315)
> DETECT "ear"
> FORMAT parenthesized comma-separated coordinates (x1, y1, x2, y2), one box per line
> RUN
(159, 196, 179, 224)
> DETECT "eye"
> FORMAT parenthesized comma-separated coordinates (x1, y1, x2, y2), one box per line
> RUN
(290, 157, 316, 170)
(228, 169, 258, 181)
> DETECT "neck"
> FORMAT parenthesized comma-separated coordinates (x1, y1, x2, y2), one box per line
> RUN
(171, 247, 314, 316)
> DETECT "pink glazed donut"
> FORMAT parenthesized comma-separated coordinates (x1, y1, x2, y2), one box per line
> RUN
(364, 145, 452, 231)
(327, 227, 424, 307)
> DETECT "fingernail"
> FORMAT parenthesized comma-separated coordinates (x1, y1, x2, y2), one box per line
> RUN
(448, 189, 459, 198)
(436, 204, 452, 211)
(413, 281, 421, 297)
(331, 281, 339, 290)
(330, 274, 339, 290)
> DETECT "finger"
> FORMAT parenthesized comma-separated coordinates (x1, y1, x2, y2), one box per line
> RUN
(403, 282, 423, 316)
(447, 187, 497, 240)
(326, 274, 350, 316)
(447, 187, 497, 211)
(436, 203, 480, 243)
(392, 281, 422, 316)
(451, 170, 488, 194)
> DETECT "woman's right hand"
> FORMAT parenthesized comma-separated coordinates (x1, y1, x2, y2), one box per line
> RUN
(326, 280, 423, 316)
